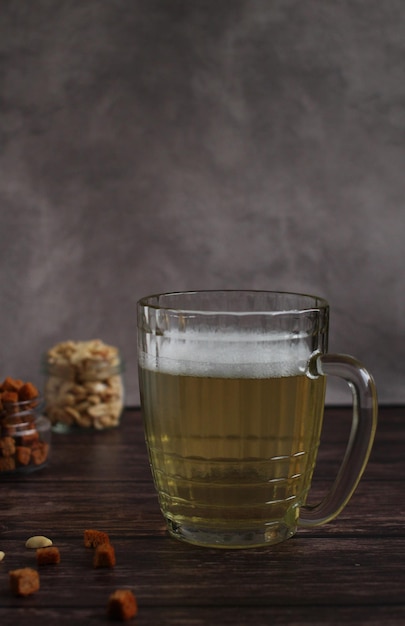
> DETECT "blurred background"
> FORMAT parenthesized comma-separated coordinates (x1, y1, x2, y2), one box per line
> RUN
(1, 0, 404, 405)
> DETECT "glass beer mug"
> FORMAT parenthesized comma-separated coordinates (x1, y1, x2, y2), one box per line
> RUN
(137, 291, 378, 548)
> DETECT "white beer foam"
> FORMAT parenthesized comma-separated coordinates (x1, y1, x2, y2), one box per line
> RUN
(139, 330, 311, 378)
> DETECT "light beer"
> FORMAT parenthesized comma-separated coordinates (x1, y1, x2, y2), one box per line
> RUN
(139, 330, 326, 547)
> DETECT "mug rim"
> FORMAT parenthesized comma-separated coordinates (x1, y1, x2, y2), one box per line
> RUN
(137, 290, 329, 315)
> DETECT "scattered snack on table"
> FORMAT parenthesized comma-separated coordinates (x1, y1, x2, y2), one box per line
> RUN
(37, 546, 61, 565)
(9, 567, 40, 596)
(0, 377, 50, 474)
(84, 529, 110, 548)
(107, 589, 138, 621)
(5, 533, 140, 618)
(43, 339, 124, 430)
(25, 535, 53, 549)
(93, 543, 116, 568)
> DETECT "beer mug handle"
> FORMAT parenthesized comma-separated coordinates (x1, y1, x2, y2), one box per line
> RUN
(299, 353, 378, 527)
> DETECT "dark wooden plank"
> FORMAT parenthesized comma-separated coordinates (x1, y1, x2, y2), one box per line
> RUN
(0, 478, 404, 537)
(0, 535, 404, 607)
(0, 605, 404, 626)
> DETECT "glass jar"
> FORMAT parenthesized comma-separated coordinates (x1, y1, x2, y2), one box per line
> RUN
(0, 396, 51, 474)
(42, 340, 124, 432)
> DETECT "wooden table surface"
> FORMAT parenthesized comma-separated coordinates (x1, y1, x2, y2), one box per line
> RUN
(0, 405, 404, 625)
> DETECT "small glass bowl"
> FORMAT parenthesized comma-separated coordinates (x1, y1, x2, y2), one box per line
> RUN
(0, 396, 51, 475)
(42, 354, 125, 432)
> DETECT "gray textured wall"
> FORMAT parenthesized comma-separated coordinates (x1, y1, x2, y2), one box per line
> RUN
(1, 1, 404, 405)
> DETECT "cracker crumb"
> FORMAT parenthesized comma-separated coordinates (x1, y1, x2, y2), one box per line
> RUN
(107, 589, 138, 621)
(84, 528, 110, 548)
(9, 568, 40, 596)
(94, 543, 116, 568)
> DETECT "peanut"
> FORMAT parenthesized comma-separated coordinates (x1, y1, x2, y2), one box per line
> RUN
(25, 535, 53, 549)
